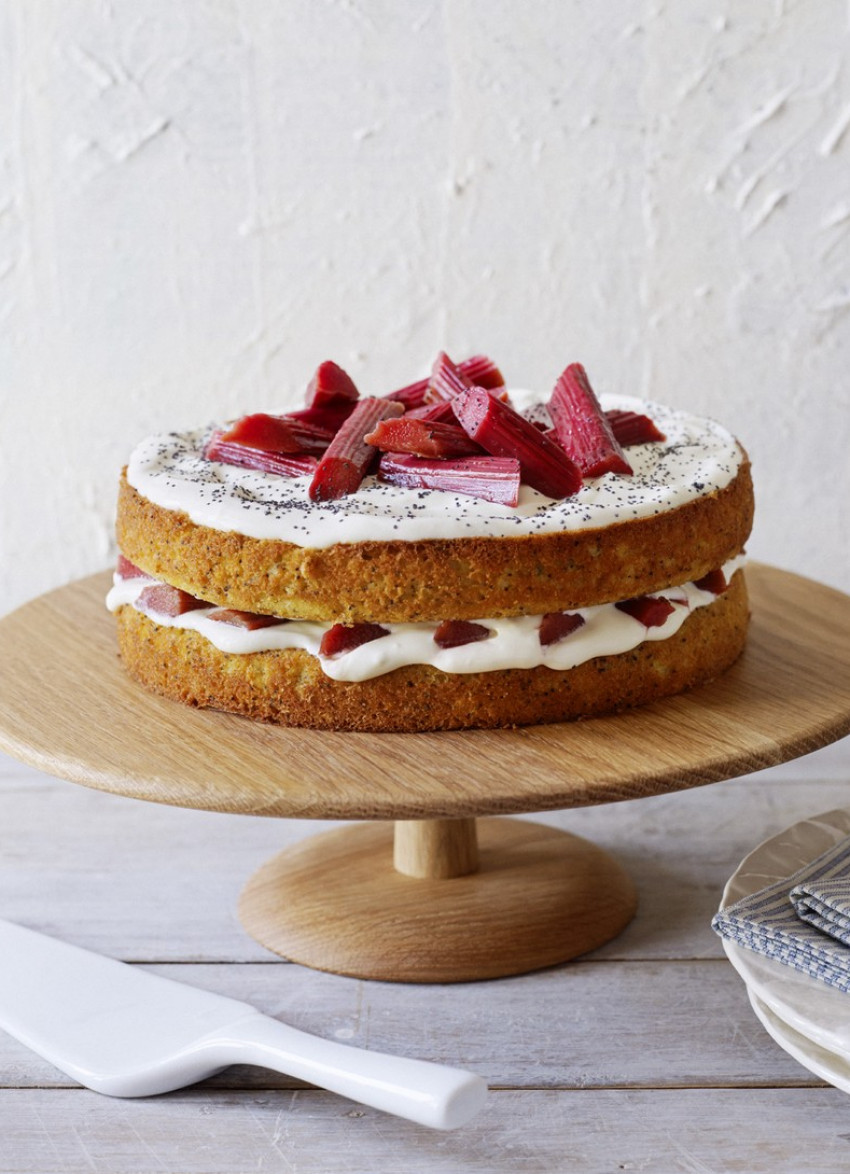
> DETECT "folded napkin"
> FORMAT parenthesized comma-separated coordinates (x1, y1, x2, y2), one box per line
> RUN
(791, 878, 850, 945)
(712, 833, 850, 993)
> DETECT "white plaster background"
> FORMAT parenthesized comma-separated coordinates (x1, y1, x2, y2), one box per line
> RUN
(1, 0, 849, 614)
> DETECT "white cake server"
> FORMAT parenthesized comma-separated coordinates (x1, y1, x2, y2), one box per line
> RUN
(0, 918, 486, 1129)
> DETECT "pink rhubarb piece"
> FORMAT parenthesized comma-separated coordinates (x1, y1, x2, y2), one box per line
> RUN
(538, 612, 586, 647)
(365, 417, 482, 459)
(137, 584, 209, 618)
(605, 408, 666, 447)
(384, 354, 504, 409)
(426, 352, 473, 403)
(433, 620, 491, 649)
(549, 364, 633, 477)
(205, 432, 318, 478)
(378, 453, 521, 507)
(305, 361, 360, 410)
(308, 397, 404, 501)
(217, 412, 332, 457)
(615, 596, 676, 628)
(694, 568, 728, 594)
(117, 555, 151, 580)
(319, 622, 389, 657)
(451, 386, 582, 499)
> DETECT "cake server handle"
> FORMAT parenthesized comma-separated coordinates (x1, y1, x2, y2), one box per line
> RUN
(212, 1012, 487, 1130)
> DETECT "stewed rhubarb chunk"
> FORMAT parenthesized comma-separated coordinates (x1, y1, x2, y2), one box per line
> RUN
(308, 398, 404, 501)
(116, 555, 150, 580)
(137, 584, 209, 618)
(364, 418, 482, 459)
(605, 408, 666, 447)
(286, 402, 357, 433)
(433, 620, 491, 649)
(549, 364, 633, 477)
(305, 361, 360, 409)
(694, 568, 728, 595)
(539, 611, 585, 647)
(378, 453, 521, 507)
(218, 412, 332, 456)
(206, 609, 287, 630)
(205, 433, 318, 479)
(458, 354, 505, 392)
(319, 622, 389, 658)
(451, 386, 582, 499)
(382, 374, 431, 410)
(404, 400, 458, 425)
(426, 352, 473, 403)
(383, 354, 504, 408)
(615, 595, 676, 628)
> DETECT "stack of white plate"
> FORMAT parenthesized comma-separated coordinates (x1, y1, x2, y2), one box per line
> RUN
(720, 808, 850, 1092)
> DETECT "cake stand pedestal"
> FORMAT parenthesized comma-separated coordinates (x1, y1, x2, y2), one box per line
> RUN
(1, 564, 849, 983)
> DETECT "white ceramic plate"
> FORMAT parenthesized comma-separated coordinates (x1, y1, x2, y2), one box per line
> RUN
(720, 807, 850, 1058)
(747, 988, 850, 1093)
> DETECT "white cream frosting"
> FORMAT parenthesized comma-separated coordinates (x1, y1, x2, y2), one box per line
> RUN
(107, 558, 745, 683)
(125, 392, 744, 548)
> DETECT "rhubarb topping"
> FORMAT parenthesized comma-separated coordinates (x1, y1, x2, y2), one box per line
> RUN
(426, 352, 473, 403)
(116, 555, 150, 580)
(433, 620, 491, 649)
(458, 354, 505, 391)
(694, 568, 728, 595)
(404, 400, 458, 425)
(206, 609, 287, 630)
(615, 596, 676, 628)
(451, 386, 583, 499)
(606, 408, 666, 447)
(319, 622, 389, 657)
(384, 354, 504, 408)
(539, 612, 586, 647)
(285, 402, 357, 434)
(218, 412, 333, 456)
(378, 453, 521, 507)
(205, 433, 318, 479)
(549, 364, 633, 477)
(137, 584, 209, 618)
(305, 361, 360, 409)
(383, 375, 431, 410)
(364, 418, 482, 459)
(308, 397, 404, 501)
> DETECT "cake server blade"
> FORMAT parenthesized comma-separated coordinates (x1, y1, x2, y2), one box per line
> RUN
(0, 919, 486, 1129)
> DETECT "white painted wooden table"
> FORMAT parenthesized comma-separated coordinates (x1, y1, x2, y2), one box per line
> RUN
(1, 738, 850, 1174)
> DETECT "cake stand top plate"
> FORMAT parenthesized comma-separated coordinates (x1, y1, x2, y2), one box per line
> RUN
(0, 564, 848, 821)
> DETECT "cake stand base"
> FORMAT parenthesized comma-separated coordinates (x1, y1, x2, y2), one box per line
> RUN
(239, 817, 637, 982)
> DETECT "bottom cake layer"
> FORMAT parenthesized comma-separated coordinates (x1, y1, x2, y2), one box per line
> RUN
(115, 570, 749, 732)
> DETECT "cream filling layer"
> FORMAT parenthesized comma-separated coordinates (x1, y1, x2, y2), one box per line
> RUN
(107, 558, 745, 683)
(125, 392, 745, 548)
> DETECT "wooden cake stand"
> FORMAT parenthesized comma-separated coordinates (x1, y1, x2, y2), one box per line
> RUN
(1, 563, 849, 983)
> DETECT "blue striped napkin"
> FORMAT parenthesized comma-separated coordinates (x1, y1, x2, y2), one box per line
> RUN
(712, 833, 850, 993)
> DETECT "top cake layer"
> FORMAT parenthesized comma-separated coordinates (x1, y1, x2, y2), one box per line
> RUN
(118, 391, 753, 623)
(126, 393, 743, 547)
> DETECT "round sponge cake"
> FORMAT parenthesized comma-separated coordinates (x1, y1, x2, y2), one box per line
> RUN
(110, 388, 753, 732)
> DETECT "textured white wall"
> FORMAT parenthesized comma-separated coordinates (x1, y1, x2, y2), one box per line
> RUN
(2, 0, 849, 614)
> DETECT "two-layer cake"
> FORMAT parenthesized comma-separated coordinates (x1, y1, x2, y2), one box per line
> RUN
(108, 357, 753, 731)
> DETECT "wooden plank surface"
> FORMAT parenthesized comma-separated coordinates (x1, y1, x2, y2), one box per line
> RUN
(1, 746, 850, 1172)
(3, 1089, 850, 1174)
